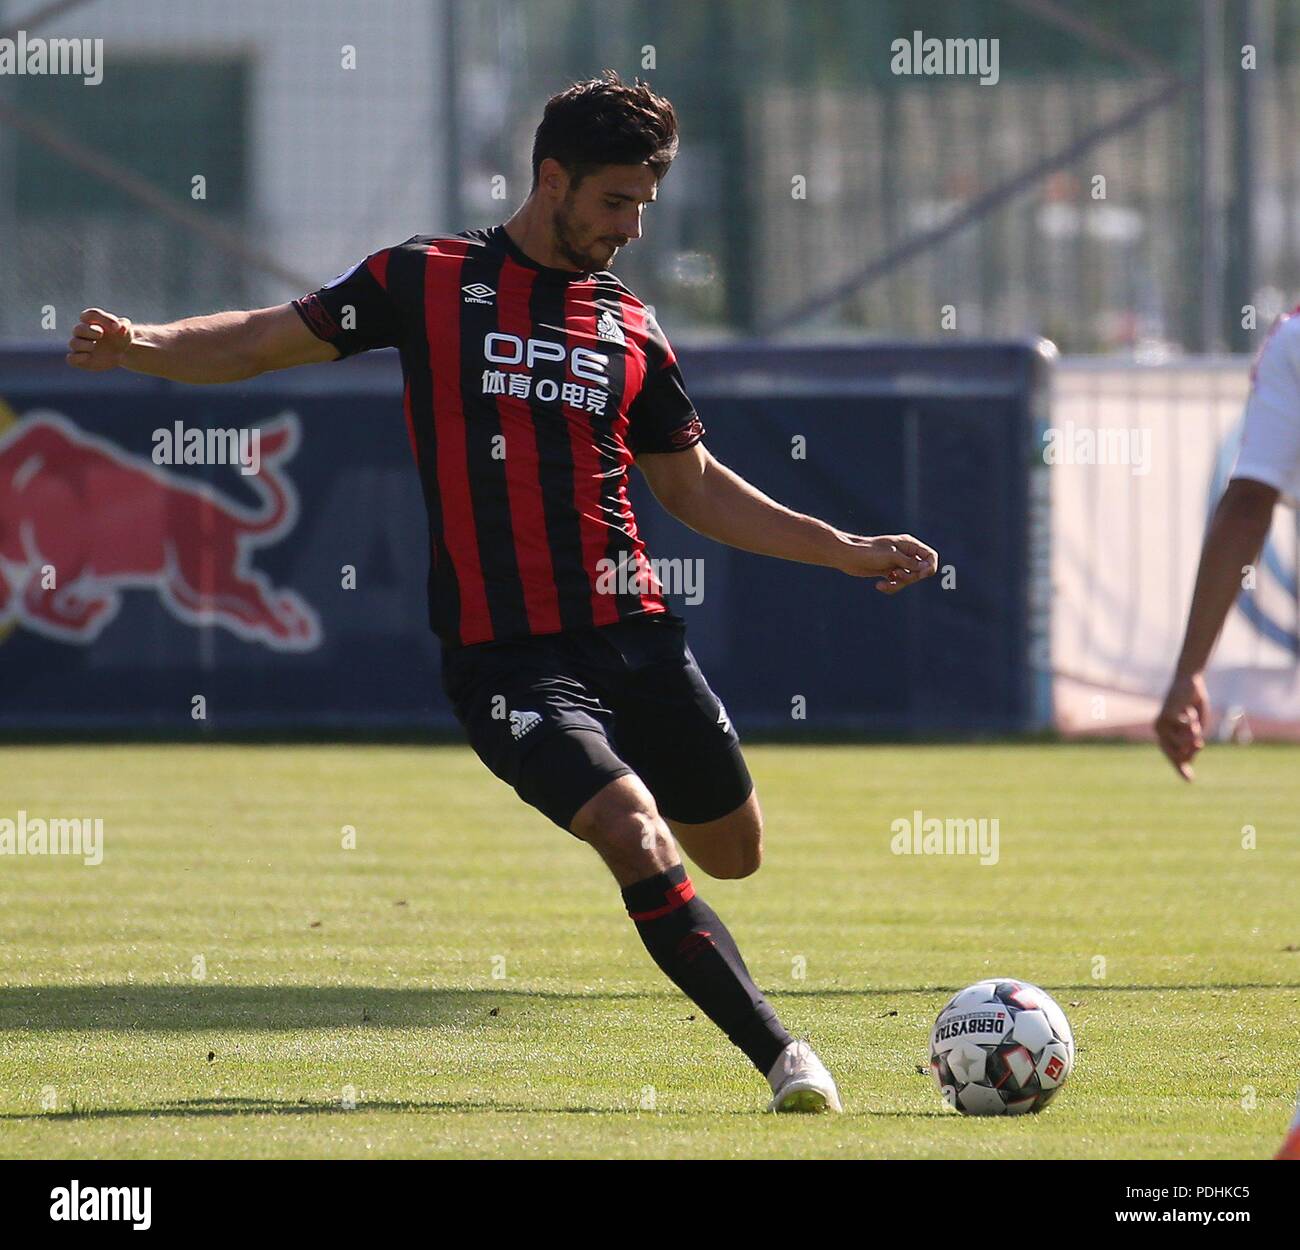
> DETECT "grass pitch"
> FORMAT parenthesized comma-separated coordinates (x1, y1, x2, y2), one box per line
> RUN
(0, 741, 1296, 1159)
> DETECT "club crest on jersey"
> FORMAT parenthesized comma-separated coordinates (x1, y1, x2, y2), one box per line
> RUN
(462, 283, 496, 304)
(596, 309, 626, 345)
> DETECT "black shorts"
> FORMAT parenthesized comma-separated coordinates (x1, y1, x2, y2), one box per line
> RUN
(440, 613, 753, 831)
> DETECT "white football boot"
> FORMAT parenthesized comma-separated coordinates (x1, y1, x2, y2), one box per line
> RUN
(766, 1039, 843, 1113)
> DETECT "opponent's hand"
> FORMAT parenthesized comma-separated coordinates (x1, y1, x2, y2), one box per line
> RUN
(836, 532, 939, 594)
(66, 308, 133, 371)
(1154, 672, 1208, 781)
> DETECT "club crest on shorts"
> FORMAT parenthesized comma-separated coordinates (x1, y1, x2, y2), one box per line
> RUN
(509, 709, 542, 740)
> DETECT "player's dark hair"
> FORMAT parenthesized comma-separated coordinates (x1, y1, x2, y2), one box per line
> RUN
(531, 71, 678, 190)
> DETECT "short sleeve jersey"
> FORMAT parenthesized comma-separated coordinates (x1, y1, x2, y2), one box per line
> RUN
(1234, 305, 1300, 507)
(293, 226, 705, 646)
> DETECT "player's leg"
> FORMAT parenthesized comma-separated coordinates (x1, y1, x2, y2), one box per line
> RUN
(511, 730, 794, 1082)
(603, 616, 763, 880)
(568, 767, 837, 1110)
(579, 621, 841, 1108)
(441, 630, 838, 1109)
(665, 790, 763, 880)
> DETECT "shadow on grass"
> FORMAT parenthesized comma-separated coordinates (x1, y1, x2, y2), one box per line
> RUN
(2, 982, 1295, 1033)
(1, 985, 666, 1033)
(1, 1095, 951, 1123)
(2, 1097, 620, 1122)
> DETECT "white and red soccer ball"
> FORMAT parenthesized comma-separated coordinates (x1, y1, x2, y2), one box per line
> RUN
(930, 978, 1075, 1115)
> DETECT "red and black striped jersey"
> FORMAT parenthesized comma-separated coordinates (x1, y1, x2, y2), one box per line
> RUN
(292, 225, 705, 647)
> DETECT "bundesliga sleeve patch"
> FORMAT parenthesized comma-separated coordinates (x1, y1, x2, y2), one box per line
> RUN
(322, 260, 364, 290)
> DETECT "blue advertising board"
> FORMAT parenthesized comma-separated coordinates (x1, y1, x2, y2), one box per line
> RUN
(0, 340, 1050, 733)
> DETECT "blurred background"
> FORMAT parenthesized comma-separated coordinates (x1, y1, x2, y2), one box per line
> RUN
(1, 0, 1298, 738)
(3, 0, 1299, 350)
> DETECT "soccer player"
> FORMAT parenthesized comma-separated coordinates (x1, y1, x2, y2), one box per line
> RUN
(1278, 1091, 1300, 1160)
(66, 72, 938, 1111)
(1156, 305, 1300, 780)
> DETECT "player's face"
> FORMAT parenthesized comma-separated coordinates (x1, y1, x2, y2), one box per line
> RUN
(552, 164, 657, 270)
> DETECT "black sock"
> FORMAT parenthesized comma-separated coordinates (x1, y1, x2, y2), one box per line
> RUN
(621, 864, 792, 1075)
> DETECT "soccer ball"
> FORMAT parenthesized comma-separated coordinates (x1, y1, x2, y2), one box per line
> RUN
(929, 978, 1074, 1115)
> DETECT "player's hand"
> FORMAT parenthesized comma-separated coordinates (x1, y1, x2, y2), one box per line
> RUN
(1154, 672, 1209, 781)
(66, 308, 133, 371)
(836, 533, 939, 594)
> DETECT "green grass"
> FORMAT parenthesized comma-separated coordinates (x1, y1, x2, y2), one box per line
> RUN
(0, 742, 1296, 1159)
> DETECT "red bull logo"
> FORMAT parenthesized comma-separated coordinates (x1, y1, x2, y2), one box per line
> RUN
(0, 409, 321, 650)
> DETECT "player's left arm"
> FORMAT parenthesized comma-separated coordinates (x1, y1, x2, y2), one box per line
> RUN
(638, 442, 938, 595)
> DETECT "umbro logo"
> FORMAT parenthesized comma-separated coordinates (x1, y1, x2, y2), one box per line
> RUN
(596, 309, 625, 345)
(462, 283, 496, 304)
(509, 709, 542, 740)
(716, 702, 732, 735)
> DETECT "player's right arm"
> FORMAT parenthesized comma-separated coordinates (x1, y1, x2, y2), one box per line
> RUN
(1154, 310, 1300, 781)
(1154, 477, 1278, 780)
(65, 304, 339, 384)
